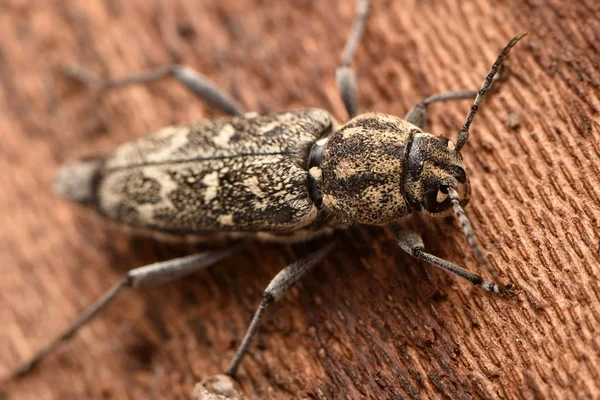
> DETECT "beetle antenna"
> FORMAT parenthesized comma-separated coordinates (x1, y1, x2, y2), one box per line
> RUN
(447, 188, 508, 292)
(454, 32, 528, 152)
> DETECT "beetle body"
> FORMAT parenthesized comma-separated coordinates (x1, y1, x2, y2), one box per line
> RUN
(55, 108, 471, 239)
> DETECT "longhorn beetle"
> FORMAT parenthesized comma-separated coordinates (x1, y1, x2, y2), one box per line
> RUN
(9, 0, 527, 381)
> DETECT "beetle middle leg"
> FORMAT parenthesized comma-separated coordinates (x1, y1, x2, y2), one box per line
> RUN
(336, 0, 370, 119)
(8, 243, 242, 380)
(62, 63, 246, 116)
(394, 228, 513, 294)
(226, 241, 337, 377)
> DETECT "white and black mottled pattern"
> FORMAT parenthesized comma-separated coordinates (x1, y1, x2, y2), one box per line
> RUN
(61, 109, 335, 234)
(56, 109, 474, 237)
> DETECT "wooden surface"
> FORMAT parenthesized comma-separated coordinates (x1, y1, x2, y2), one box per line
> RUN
(1, 0, 599, 399)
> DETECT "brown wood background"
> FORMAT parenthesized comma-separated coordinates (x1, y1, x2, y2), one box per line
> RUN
(1, 0, 599, 399)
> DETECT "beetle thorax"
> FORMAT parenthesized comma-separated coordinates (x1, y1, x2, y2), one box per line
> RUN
(319, 113, 420, 225)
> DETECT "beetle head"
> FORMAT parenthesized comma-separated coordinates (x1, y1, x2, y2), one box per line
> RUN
(403, 134, 470, 217)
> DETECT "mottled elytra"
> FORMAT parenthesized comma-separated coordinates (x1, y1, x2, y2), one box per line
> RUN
(7, 0, 527, 383)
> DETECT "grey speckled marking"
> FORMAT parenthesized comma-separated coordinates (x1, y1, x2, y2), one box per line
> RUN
(94, 109, 335, 234)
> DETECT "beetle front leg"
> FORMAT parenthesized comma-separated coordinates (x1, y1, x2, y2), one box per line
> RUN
(404, 65, 504, 130)
(226, 241, 337, 377)
(394, 228, 513, 295)
(62, 64, 246, 116)
(404, 90, 478, 130)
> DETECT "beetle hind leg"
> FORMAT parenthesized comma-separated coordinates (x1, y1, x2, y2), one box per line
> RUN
(5, 244, 242, 381)
(62, 63, 246, 116)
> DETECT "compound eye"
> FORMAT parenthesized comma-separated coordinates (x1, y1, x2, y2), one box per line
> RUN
(423, 185, 452, 213)
(455, 167, 467, 184)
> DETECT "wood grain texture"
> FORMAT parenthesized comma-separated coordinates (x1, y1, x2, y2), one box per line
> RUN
(1, 0, 599, 399)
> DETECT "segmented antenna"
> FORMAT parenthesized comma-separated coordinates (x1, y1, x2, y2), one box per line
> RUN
(447, 188, 508, 292)
(454, 32, 528, 152)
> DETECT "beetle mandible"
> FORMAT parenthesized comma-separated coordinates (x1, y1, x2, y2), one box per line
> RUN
(9, 0, 527, 381)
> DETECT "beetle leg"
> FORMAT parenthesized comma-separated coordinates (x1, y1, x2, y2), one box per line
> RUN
(226, 241, 337, 378)
(7, 243, 242, 380)
(394, 227, 514, 295)
(404, 65, 505, 130)
(336, 0, 370, 119)
(62, 64, 246, 116)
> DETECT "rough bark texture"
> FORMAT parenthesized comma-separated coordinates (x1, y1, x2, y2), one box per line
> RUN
(1, 0, 599, 399)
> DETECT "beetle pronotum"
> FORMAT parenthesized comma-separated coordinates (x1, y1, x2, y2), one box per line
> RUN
(8, 0, 526, 382)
